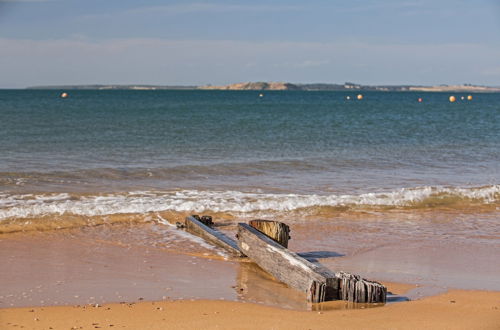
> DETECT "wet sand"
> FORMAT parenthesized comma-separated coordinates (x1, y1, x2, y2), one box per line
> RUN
(1, 214, 499, 308)
(1, 214, 499, 328)
(1, 289, 499, 330)
(0, 224, 314, 310)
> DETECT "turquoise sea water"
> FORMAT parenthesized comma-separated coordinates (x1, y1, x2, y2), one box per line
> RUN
(0, 89, 499, 226)
(1, 90, 499, 194)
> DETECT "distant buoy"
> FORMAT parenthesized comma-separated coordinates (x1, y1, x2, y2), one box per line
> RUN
(60, 92, 68, 98)
(259, 93, 264, 98)
(357, 94, 363, 100)
(467, 95, 473, 101)
(461, 96, 465, 100)
(449, 95, 456, 103)
(346, 96, 351, 100)
(418, 98, 423, 103)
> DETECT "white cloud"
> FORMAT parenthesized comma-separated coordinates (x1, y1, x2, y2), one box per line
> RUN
(481, 67, 500, 76)
(0, 0, 54, 2)
(1, 37, 499, 87)
(126, 3, 301, 15)
(81, 3, 301, 21)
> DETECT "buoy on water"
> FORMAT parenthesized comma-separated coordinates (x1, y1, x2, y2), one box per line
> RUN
(346, 96, 351, 100)
(418, 97, 423, 103)
(259, 93, 264, 98)
(357, 94, 363, 100)
(461, 96, 465, 100)
(60, 92, 68, 98)
(449, 95, 456, 103)
(467, 95, 473, 101)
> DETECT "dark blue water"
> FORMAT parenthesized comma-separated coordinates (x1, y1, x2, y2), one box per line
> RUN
(0, 89, 499, 194)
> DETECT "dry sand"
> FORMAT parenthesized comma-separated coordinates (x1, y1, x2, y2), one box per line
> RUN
(1, 288, 499, 330)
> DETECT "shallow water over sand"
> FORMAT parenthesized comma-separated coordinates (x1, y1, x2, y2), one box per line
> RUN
(1, 209, 498, 309)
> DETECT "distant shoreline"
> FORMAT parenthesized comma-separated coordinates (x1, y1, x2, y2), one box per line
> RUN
(24, 82, 500, 92)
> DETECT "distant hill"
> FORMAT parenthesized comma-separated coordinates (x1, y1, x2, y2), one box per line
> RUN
(199, 82, 301, 90)
(200, 82, 500, 92)
(26, 82, 500, 92)
(26, 84, 196, 90)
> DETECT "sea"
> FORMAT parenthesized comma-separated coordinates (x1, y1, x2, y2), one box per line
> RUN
(0, 89, 499, 307)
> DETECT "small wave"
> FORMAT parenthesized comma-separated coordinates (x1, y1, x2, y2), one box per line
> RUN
(0, 185, 498, 225)
(0, 160, 324, 185)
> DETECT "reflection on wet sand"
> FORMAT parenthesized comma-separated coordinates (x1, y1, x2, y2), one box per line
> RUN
(236, 262, 309, 310)
(235, 259, 395, 311)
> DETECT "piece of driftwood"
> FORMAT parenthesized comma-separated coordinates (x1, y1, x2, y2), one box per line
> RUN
(237, 223, 337, 303)
(184, 215, 244, 257)
(335, 271, 386, 303)
(249, 219, 290, 248)
(237, 223, 386, 303)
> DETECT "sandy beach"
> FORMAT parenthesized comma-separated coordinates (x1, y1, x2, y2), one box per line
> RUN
(2, 288, 499, 330)
(1, 220, 499, 329)
(1, 89, 499, 329)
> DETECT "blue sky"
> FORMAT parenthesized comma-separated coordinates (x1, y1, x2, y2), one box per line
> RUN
(1, 0, 499, 87)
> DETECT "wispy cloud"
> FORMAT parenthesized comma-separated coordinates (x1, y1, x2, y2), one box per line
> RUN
(81, 2, 301, 21)
(481, 67, 500, 76)
(278, 60, 331, 69)
(126, 3, 302, 15)
(1, 37, 499, 87)
(0, 0, 54, 2)
(335, 0, 426, 13)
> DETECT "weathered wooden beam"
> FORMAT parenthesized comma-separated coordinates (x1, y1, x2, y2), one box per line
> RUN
(237, 222, 386, 304)
(237, 223, 337, 303)
(184, 216, 244, 257)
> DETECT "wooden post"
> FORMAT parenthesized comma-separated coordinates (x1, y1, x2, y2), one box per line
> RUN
(249, 220, 290, 248)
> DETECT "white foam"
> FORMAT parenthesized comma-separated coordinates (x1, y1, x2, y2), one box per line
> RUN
(0, 185, 498, 221)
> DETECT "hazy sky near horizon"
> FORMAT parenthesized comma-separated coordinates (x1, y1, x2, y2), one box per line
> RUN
(1, 0, 500, 88)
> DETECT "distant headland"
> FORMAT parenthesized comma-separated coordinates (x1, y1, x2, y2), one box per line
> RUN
(26, 82, 500, 92)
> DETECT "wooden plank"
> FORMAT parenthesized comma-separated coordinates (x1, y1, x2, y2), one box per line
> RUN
(184, 216, 244, 257)
(237, 222, 386, 303)
(237, 223, 337, 303)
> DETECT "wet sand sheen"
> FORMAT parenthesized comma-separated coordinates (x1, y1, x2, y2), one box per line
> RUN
(0, 225, 312, 310)
(1, 213, 499, 310)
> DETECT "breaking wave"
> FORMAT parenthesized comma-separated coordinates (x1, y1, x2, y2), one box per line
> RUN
(0, 185, 498, 225)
